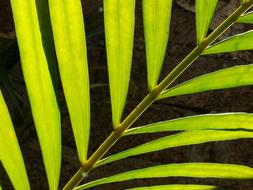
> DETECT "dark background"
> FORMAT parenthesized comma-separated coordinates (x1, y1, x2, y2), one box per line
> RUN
(1, 0, 253, 189)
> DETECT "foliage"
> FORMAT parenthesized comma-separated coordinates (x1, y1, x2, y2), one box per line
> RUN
(1, 0, 253, 190)
(10, 0, 61, 189)
(0, 90, 30, 189)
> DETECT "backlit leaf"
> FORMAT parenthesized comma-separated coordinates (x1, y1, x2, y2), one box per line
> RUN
(104, 0, 135, 127)
(158, 64, 253, 99)
(143, 0, 172, 90)
(97, 130, 253, 167)
(10, 1, 61, 189)
(203, 30, 253, 54)
(196, 0, 218, 43)
(75, 163, 253, 189)
(128, 184, 229, 190)
(241, 0, 252, 4)
(126, 113, 253, 135)
(35, 0, 58, 91)
(48, 0, 90, 163)
(238, 11, 253, 24)
(0, 90, 30, 189)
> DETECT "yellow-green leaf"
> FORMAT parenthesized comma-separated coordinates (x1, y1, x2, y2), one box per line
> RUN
(143, 0, 172, 90)
(75, 163, 253, 189)
(196, 0, 218, 43)
(104, 0, 135, 127)
(35, 0, 58, 91)
(126, 113, 253, 135)
(241, 0, 252, 4)
(48, 0, 90, 163)
(10, 1, 61, 189)
(158, 64, 253, 99)
(128, 184, 229, 190)
(97, 129, 253, 167)
(0, 91, 30, 190)
(238, 11, 253, 24)
(203, 30, 253, 54)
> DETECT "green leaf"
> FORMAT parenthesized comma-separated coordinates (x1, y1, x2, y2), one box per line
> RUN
(75, 163, 253, 189)
(196, 0, 218, 43)
(238, 11, 253, 24)
(97, 130, 253, 167)
(241, 0, 252, 4)
(0, 90, 30, 189)
(35, 0, 58, 92)
(48, 0, 90, 163)
(104, 0, 135, 126)
(203, 30, 253, 54)
(10, 1, 61, 189)
(143, 0, 172, 90)
(126, 113, 253, 135)
(158, 64, 253, 99)
(128, 184, 229, 190)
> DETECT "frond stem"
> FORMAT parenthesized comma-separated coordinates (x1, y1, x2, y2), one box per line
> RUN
(63, 1, 253, 189)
